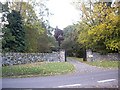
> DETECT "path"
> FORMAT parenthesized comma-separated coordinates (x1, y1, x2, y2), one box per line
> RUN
(67, 58, 111, 75)
(2, 58, 118, 88)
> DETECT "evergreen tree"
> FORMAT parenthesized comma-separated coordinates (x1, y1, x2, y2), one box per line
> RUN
(2, 10, 26, 52)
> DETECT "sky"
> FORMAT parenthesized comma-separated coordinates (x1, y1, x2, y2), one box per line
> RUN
(1, 0, 116, 29)
(47, 0, 81, 29)
(46, 0, 116, 29)
(1, 0, 81, 29)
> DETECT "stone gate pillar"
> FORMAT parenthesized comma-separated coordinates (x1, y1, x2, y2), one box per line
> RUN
(59, 50, 65, 62)
(87, 49, 93, 62)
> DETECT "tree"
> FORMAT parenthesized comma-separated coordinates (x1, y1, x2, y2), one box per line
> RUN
(2, 10, 26, 52)
(2, 1, 55, 53)
(61, 25, 84, 57)
(9, 1, 54, 53)
(73, 0, 120, 53)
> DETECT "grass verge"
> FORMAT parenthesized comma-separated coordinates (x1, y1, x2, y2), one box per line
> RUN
(2, 62, 74, 78)
(69, 57, 119, 68)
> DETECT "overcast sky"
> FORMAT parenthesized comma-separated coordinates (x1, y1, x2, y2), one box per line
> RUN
(46, 0, 116, 29)
(47, 0, 81, 29)
(0, 0, 81, 29)
(1, 0, 116, 29)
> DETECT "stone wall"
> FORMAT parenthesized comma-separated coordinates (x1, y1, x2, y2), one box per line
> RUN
(87, 50, 120, 62)
(2, 50, 65, 66)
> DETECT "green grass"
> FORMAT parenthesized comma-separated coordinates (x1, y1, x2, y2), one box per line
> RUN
(87, 60, 119, 68)
(2, 62, 75, 78)
(68, 57, 84, 62)
(70, 57, 119, 68)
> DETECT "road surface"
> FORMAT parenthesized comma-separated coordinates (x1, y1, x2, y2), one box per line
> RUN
(2, 58, 119, 88)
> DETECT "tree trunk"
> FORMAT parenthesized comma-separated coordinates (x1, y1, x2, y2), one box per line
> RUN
(83, 47, 87, 61)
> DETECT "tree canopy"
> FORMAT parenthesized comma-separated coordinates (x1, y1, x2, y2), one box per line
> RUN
(2, 10, 26, 52)
(1, 1, 55, 53)
(73, 1, 120, 53)
(61, 25, 84, 57)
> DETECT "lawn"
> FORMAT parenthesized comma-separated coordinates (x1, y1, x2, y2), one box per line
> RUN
(69, 57, 119, 68)
(2, 62, 75, 78)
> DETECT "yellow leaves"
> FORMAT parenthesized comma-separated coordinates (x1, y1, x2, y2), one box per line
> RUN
(78, 32, 88, 44)
(98, 23, 106, 30)
(105, 39, 120, 51)
(88, 28, 95, 36)
(109, 13, 118, 22)
(81, 3, 88, 16)
(77, 2, 119, 52)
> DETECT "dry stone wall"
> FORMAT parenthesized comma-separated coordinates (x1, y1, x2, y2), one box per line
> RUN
(87, 50, 120, 62)
(2, 50, 65, 66)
